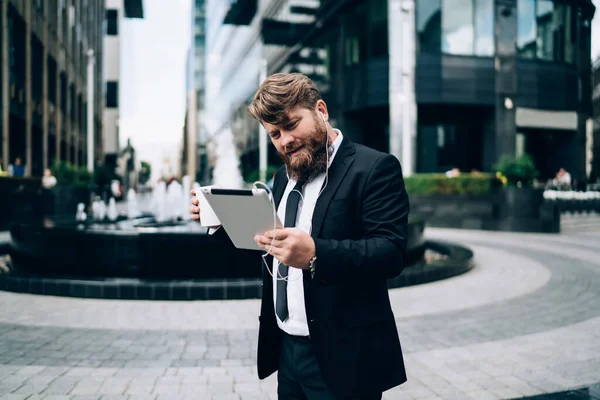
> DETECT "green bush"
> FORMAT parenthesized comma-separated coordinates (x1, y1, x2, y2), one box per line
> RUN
(404, 173, 498, 196)
(51, 161, 92, 188)
(493, 154, 539, 187)
(244, 165, 280, 184)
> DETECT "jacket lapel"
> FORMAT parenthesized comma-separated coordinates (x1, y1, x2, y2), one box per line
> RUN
(311, 138, 355, 238)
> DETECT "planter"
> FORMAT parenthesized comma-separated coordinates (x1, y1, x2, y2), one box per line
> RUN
(409, 189, 559, 233)
(45, 186, 91, 218)
(0, 177, 43, 230)
(496, 187, 544, 219)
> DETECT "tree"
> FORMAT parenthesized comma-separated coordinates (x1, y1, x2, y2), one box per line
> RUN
(139, 161, 152, 185)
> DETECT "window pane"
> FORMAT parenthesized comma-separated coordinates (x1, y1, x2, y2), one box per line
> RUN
(368, 0, 388, 58)
(442, 0, 474, 55)
(536, 0, 554, 60)
(517, 0, 536, 59)
(105, 81, 118, 108)
(474, 0, 494, 56)
(563, 4, 575, 63)
(105, 9, 117, 36)
(416, 0, 441, 53)
(343, 3, 367, 66)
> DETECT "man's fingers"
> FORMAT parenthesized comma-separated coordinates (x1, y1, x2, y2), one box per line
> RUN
(263, 228, 289, 240)
(191, 197, 199, 206)
(255, 235, 285, 249)
(190, 206, 199, 214)
(190, 189, 196, 196)
(191, 214, 200, 221)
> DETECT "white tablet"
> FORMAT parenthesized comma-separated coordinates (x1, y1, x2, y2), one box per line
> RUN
(201, 187, 283, 251)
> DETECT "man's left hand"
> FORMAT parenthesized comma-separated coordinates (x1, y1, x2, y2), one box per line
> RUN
(255, 228, 315, 269)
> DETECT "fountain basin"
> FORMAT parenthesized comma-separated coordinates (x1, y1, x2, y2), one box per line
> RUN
(0, 217, 471, 301)
(8, 217, 263, 280)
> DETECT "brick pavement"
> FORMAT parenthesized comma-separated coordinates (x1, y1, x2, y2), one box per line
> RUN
(0, 229, 599, 399)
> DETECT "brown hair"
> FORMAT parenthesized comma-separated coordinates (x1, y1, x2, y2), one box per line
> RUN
(247, 73, 321, 126)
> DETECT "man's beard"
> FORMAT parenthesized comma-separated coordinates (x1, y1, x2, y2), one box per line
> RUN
(278, 123, 333, 182)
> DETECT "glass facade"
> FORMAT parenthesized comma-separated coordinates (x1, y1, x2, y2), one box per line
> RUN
(418, 0, 493, 56)
(417, 0, 580, 60)
(341, 0, 388, 67)
(517, 0, 576, 63)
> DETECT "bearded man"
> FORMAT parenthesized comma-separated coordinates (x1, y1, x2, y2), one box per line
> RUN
(191, 73, 410, 399)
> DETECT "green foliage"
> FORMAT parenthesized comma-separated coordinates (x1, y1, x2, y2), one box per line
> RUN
(51, 161, 119, 188)
(139, 161, 152, 185)
(244, 165, 281, 184)
(493, 154, 539, 187)
(51, 160, 92, 188)
(404, 173, 498, 196)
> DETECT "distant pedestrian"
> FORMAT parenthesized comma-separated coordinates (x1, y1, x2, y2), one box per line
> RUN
(553, 168, 571, 190)
(42, 168, 57, 189)
(8, 157, 24, 177)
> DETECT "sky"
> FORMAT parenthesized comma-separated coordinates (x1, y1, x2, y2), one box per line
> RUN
(117, 0, 600, 181)
(119, 0, 191, 180)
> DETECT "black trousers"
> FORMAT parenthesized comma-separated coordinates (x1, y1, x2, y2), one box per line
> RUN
(277, 332, 382, 400)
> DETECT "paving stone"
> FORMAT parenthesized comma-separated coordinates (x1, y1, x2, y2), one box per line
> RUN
(0, 229, 599, 398)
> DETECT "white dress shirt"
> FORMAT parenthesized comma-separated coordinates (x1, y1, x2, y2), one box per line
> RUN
(274, 130, 344, 336)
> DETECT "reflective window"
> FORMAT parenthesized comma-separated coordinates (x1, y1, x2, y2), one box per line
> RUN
(418, 0, 493, 56)
(517, 0, 536, 58)
(536, 0, 554, 60)
(343, 2, 367, 66)
(474, 0, 494, 56)
(417, 0, 441, 53)
(517, 0, 576, 63)
(442, 0, 473, 55)
(368, 0, 388, 58)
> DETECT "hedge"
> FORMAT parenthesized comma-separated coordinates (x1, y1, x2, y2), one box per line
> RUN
(404, 173, 499, 196)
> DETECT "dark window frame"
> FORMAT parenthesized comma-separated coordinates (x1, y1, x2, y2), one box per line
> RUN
(106, 9, 118, 36)
(106, 81, 118, 108)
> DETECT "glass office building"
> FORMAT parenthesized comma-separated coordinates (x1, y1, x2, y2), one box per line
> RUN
(1, 0, 106, 176)
(206, 0, 596, 182)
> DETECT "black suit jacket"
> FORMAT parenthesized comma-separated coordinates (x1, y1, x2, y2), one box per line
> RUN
(256, 137, 410, 397)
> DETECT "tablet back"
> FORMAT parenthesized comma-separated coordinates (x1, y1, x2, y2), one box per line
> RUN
(201, 188, 282, 251)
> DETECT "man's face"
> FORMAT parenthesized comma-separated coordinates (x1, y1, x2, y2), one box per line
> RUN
(262, 106, 329, 182)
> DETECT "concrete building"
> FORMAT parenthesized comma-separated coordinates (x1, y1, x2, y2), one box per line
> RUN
(1, 0, 105, 177)
(181, 0, 207, 184)
(103, 0, 143, 174)
(204, 0, 596, 184)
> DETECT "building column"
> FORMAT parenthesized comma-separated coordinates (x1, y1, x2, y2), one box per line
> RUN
(24, 0, 32, 176)
(74, 87, 79, 166)
(55, 48, 61, 160)
(42, 0, 48, 170)
(64, 0, 71, 163)
(187, 88, 198, 180)
(1, 0, 8, 171)
(494, 0, 518, 162)
(388, 0, 417, 176)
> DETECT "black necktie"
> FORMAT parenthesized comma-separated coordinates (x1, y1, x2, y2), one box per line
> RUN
(276, 179, 306, 322)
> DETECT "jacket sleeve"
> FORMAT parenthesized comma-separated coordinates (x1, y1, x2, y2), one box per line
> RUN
(312, 154, 410, 284)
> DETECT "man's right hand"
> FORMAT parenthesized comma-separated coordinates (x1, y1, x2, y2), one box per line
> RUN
(190, 189, 221, 230)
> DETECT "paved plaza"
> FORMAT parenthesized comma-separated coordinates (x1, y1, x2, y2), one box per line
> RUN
(1, 227, 600, 399)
